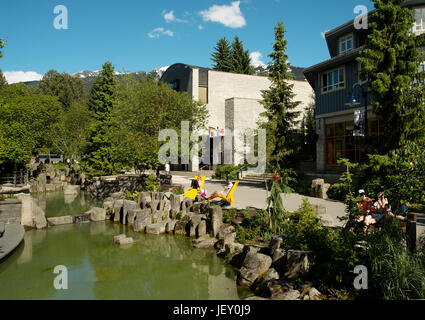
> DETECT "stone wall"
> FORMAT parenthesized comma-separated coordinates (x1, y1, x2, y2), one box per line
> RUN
(0, 199, 22, 225)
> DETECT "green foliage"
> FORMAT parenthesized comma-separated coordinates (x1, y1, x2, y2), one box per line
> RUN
(39, 70, 86, 109)
(364, 217, 425, 300)
(358, 141, 425, 208)
(211, 37, 233, 72)
(0, 84, 63, 166)
(358, 0, 425, 152)
(49, 99, 92, 161)
(259, 22, 301, 169)
(0, 38, 5, 59)
(145, 174, 160, 193)
(230, 36, 254, 75)
(108, 75, 208, 171)
(0, 69, 6, 89)
(85, 62, 117, 174)
(235, 209, 272, 244)
(328, 159, 359, 201)
(125, 190, 140, 202)
(213, 164, 243, 180)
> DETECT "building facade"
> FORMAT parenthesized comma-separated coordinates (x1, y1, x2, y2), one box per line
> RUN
(161, 63, 314, 171)
(304, 0, 425, 172)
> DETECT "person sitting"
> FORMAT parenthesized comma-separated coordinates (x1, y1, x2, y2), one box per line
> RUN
(207, 178, 233, 202)
(356, 189, 376, 229)
(371, 191, 389, 224)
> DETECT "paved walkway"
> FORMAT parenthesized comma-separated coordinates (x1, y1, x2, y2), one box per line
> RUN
(173, 175, 425, 238)
(173, 176, 347, 227)
(0, 224, 25, 261)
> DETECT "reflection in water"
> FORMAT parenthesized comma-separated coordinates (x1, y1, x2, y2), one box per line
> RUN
(0, 222, 250, 300)
(32, 191, 100, 218)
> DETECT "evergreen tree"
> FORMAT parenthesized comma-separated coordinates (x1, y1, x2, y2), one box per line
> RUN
(211, 37, 233, 72)
(39, 70, 85, 109)
(0, 40, 6, 88)
(231, 36, 254, 75)
(0, 38, 5, 59)
(86, 61, 117, 173)
(358, 0, 425, 153)
(259, 21, 301, 169)
(0, 68, 7, 89)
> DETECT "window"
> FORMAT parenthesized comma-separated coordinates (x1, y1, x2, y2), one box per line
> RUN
(339, 34, 353, 54)
(170, 80, 180, 91)
(414, 7, 425, 33)
(321, 67, 345, 93)
(198, 87, 208, 104)
(325, 119, 382, 166)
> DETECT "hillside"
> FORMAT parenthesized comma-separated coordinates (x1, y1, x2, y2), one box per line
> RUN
(25, 65, 306, 92)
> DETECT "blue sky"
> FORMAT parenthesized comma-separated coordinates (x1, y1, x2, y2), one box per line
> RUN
(0, 0, 374, 83)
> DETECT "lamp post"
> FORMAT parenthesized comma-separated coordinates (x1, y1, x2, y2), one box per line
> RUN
(345, 83, 368, 162)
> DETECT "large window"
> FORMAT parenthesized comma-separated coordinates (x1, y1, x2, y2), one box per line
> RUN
(414, 7, 425, 33)
(325, 119, 382, 166)
(321, 67, 345, 93)
(339, 34, 353, 54)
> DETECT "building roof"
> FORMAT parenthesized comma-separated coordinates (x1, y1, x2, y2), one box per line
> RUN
(160, 63, 211, 81)
(303, 46, 364, 87)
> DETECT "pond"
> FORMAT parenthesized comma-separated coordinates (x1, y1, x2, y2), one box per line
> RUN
(0, 192, 250, 300)
(32, 191, 101, 218)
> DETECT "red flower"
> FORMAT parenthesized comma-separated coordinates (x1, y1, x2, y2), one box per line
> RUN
(274, 172, 281, 181)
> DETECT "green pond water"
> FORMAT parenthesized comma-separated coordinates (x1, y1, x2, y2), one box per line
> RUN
(0, 192, 249, 300)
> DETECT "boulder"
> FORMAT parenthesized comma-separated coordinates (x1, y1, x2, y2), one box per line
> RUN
(114, 234, 126, 244)
(138, 192, 152, 209)
(238, 252, 272, 287)
(308, 287, 322, 300)
(310, 179, 330, 199)
(269, 236, 283, 256)
(114, 235, 134, 246)
(134, 215, 151, 232)
(207, 206, 223, 237)
(282, 250, 313, 279)
(174, 215, 191, 236)
(170, 194, 183, 218)
(218, 225, 236, 240)
(192, 235, 217, 249)
(225, 242, 244, 256)
(165, 220, 177, 233)
(113, 199, 124, 222)
(146, 222, 166, 235)
(47, 215, 74, 226)
(127, 209, 142, 226)
(123, 200, 138, 224)
(196, 220, 207, 238)
(33, 214, 47, 229)
(111, 192, 124, 200)
(271, 289, 301, 300)
(181, 198, 193, 214)
(90, 207, 106, 222)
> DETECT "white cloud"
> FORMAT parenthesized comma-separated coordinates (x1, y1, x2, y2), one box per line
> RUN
(250, 51, 267, 68)
(163, 10, 187, 23)
(200, 1, 246, 29)
(148, 27, 174, 39)
(3, 71, 43, 84)
(198, 25, 204, 30)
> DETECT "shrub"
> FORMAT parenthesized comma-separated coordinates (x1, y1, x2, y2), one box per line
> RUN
(364, 217, 425, 300)
(145, 174, 160, 193)
(213, 164, 244, 180)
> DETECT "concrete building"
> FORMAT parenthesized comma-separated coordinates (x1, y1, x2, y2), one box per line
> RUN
(304, 0, 425, 173)
(161, 63, 314, 171)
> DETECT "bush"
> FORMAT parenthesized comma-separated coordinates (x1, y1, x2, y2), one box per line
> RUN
(213, 164, 244, 180)
(145, 174, 160, 193)
(364, 217, 425, 300)
(160, 184, 185, 195)
(235, 209, 271, 243)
